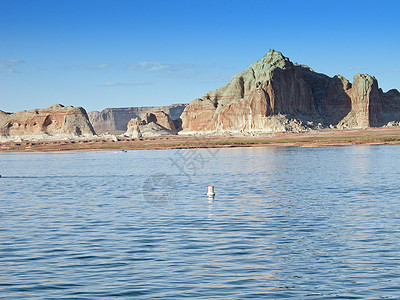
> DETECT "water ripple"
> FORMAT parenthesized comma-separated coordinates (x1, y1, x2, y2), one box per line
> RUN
(1, 146, 400, 298)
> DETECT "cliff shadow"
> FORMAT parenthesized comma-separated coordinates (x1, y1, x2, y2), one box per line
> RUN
(295, 66, 352, 126)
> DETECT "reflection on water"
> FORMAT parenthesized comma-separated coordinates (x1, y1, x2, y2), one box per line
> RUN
(1, 145, 400, 298)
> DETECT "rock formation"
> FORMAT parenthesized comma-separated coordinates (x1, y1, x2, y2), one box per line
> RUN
(89, 104, 187, 133)
(181, 49, 400, 132)
(0, 104, 96, 137)
(144, 111, 177, 133)
(139, 122, 176, 137)
(124, 111, 177, 138)
(125, 118, 142, 139)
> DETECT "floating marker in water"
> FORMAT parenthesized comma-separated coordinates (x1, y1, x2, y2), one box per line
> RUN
(207, 186, 215, 198)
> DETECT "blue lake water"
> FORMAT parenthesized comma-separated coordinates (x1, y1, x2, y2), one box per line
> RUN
(1, 145, 400, 299)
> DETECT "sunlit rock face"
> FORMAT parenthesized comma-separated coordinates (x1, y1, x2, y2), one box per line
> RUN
(181, 49, 400, 132)
(0, 104, 95, 137)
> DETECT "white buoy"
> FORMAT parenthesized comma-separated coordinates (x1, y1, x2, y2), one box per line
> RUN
(207, 186, 215, 198)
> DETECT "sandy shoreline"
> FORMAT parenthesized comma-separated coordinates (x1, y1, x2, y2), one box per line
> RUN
(1, 127, 400, 153)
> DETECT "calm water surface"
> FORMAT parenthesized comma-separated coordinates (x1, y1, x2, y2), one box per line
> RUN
(1, 145, 400, 299)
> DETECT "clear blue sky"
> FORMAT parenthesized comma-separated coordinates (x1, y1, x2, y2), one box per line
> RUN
(1, 0, 399, 113)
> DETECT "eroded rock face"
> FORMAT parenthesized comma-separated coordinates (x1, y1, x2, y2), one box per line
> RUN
(180, 99, 217, 131)
(181, 49, 315, 132)
(124, 118, 143, 138)
(148, 111, 177, 132)
(181, 49, 400, 132)
(89, 104, 187, 133)
(139, 122, 176, 137)
(124, 111, 177, 138)
(0, 104, 96, 137)
(349, 74, 383, 127)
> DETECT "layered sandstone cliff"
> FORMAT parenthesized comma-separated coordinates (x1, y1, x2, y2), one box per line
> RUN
(0, 104, 96, 137)
(181, 49, 400, 132)
(89, 104, 186, 133)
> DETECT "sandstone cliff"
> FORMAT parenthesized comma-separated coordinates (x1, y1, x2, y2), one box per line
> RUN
(0, 104, 96, 137)
(124, 111, 177, 138)
(144, 111, 177, 133)
(89, 104, 186, 133)
(181, 49, 400, 132)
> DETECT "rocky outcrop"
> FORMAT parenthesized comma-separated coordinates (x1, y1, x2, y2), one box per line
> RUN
(139, 122, 176, 137)
(89, 104, 187, 133)
(337, 74, 384, 128)
(181, 49, 400, 132)
(125, 118, 142, 139)
(124, 111, 177, 138)
(144, 111, 177, 132)
(181, 50, 316, 132)
(0, 104, 95, 137)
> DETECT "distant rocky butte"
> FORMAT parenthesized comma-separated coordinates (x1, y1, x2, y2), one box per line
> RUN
(89, 104, 187, 134)
(0, 104, 95, 137)
(181, 49, 400, 132)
